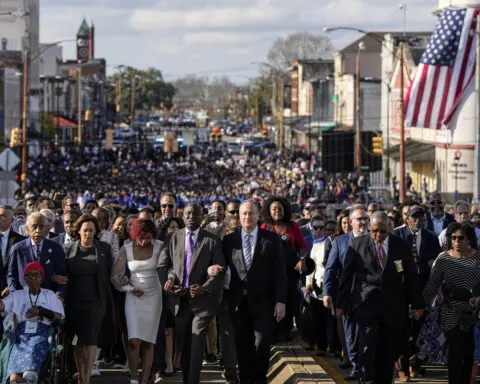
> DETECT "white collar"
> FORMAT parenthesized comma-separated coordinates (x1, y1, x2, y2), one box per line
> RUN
(186, 227, 200, 237)
(242, 226, 258, 238)
(1, 228, 10, 239)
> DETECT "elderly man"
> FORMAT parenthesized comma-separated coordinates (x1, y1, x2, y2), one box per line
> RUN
(8, 213, 67, 298)
(159, 203, 225, 384)
(336, 211, 424, 384)
(0, 205, 25, 298)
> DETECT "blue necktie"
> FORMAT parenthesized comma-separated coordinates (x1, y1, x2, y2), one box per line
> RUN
(34, 244, 41, 261)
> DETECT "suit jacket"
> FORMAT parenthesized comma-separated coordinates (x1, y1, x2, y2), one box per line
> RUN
(64, 240, 115, 347)
(336, 234, 424, 327)
(394, 226, 440, 288)
(0, 229, 26, 290)
(51, 233, 66, 247)
(8, 237, 67, 297)
(323, 232, 354, 299)
(426, 212, 455, 234)
(158, 228, 225, 318)
(222, 228, 287, 315)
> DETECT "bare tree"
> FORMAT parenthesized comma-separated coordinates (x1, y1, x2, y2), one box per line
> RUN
(266, 32, 335, 73)
(172, 75, 236, 107)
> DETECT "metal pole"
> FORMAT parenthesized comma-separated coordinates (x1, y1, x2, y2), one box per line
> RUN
(386, 85, 391, 185)
(21, 50, 28, 195)
(473, 14, 480, 203)
(399, 42, 406, 202)
(355, 46, 361, 175)
(77, 62, 82, 145)
(279, 78, 284, 154)
(130, 77, 135, 126)
(255, 86, 259, 133)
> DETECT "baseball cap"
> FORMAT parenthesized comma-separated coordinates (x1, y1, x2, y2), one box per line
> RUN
(407, 205, 425, 217)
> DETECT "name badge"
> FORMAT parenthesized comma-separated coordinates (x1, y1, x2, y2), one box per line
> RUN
(25, 320, 38, 334)
(394, 260, 404, 273)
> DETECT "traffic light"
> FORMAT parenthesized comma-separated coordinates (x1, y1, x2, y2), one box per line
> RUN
(210, 132, 217, 144)
(10, 127, 21, 147)
(262, 126, 268, 141)
(372, 135, 383, 155)
(85, 110, 91, 121)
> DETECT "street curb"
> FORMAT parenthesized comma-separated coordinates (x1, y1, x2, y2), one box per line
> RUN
(267, 342, 335, 383)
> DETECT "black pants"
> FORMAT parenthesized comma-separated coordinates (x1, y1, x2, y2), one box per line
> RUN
(396, 314, 425, 373)
(232, 300, 275, 384)
(355, 309, 399, 384)
(446, 326, 475, 384)
(277, 278, 300, 337)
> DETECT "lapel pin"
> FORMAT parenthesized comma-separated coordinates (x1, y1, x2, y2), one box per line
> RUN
(48, 249, 52, 253)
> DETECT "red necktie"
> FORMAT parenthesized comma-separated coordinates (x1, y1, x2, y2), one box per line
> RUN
(377, 243, 385, 270)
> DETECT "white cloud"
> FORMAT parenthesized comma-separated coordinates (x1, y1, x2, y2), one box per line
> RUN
(37, 0, 438, 79)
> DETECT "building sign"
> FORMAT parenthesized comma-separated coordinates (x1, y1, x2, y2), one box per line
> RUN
(444, 148, 474, 193)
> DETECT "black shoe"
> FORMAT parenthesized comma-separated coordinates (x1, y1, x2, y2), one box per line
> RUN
(339, 360, 352, 370)
(205, 353, 217, 363)
(345, 372, 360, 381)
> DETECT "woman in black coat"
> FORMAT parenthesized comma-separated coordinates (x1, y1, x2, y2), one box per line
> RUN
(64, 214, 115, 384)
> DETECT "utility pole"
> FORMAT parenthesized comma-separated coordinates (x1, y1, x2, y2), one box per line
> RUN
(355, 43, 362, 175)
(21, 50, 28, 195)
(399, 42, 406, 202)
(130, 76, 135, 125)
(473, 14, 480, 203)
(77, 61, 82, 145)
(278, 77, 284, 154)
(255, 86, 259, 132)
(116, 78, 121, 128)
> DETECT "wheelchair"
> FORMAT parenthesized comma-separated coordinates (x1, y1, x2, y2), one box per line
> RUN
(0, 319, 69, 384)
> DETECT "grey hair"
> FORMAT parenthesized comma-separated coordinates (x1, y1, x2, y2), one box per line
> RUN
(239, 200, 260, 213)
(454, 200, 471, 213)
(349, 207, 365, 219)
(370, 211, 389, 225)
(40, 208, 55, 224)
(26, 212, 46, 226)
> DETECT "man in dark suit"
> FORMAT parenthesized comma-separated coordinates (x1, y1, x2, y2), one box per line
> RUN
(426, 192, 455, 235)
(8, 212, 67, 298)
(394, 204, 440, 379)
(51, 211, 79, 247)
(336, 211, 424, 384)
(0, 204, 26, 298)
(222, 200, 287, 384)
(323, 206, 368, 380)
(159, 203, 225, 384)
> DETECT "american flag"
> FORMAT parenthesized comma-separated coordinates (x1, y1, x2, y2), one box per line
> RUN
(404, 8, 479, 130)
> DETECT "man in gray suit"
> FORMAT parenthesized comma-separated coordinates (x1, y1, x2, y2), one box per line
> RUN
(159, 203, 225, 384)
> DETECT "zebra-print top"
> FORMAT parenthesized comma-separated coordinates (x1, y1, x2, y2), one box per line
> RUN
(424, 251, 480, 331)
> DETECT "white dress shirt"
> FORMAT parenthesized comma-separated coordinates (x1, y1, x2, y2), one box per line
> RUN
(241, 226, 258, 264)
(30, 239, 44, 258)
(0, 228, 10, 266)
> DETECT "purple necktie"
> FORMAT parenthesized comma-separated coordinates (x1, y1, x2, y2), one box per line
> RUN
(183, 232, 194, 287)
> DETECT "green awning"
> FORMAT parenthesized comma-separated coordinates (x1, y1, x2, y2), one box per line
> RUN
(321, 125, 337, 133)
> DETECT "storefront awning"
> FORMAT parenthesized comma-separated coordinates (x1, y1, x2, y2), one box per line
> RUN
(388, 139, 435, 162)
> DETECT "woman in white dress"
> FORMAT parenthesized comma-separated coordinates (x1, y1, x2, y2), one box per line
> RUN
(111, 219, 162, 384)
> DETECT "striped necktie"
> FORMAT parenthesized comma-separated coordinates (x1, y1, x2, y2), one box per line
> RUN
(34, 244, 41, 261)
(244, 233, 253, 271)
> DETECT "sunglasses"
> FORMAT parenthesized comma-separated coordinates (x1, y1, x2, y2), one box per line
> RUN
(312, 226, 325, 231)
(371, 229, 388, 234)
(161, 204, 175, 209)
(451, 235, 465, 241)
(228, 210, 239, 215)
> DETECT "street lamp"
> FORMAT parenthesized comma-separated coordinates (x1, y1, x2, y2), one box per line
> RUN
(324, 26, 408, 201)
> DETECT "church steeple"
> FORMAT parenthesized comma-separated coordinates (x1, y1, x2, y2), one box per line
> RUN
(77, 18, 89, 38)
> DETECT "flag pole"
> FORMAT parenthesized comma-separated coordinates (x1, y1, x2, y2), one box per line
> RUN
(474, 14, 480, 203)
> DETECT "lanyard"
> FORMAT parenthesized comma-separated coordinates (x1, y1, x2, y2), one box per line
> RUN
(29, 291, 40, 308)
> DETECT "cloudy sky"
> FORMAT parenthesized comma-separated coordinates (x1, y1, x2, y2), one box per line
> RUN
(39, 0, 439, 81)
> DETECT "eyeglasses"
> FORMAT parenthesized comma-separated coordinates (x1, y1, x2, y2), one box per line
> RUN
(451, 235, 465, 241)
(313, 226, 325, 231)
(371, 229, 388, 234)
(228, 210, 239, 215)
(161, 204, 175, 209)
(352, 216, 369, 222)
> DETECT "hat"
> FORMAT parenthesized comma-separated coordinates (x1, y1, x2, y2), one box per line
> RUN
(407, 205, 425, 217)
(24, 261, 44, 279)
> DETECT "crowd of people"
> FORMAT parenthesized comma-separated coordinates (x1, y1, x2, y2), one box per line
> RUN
(0, 144, 478, 384)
